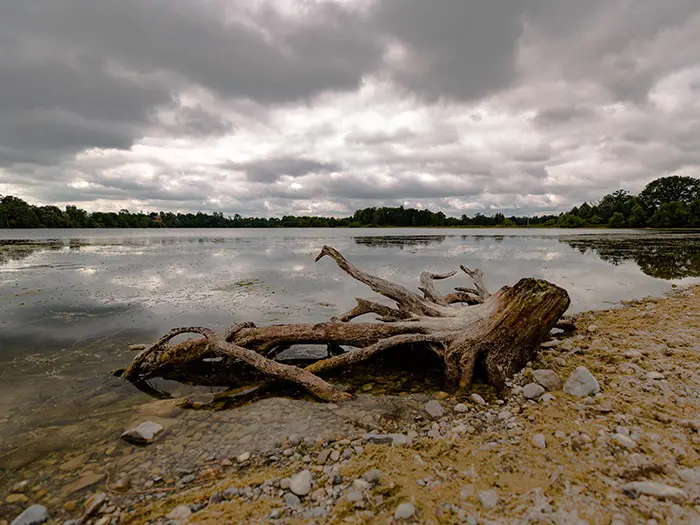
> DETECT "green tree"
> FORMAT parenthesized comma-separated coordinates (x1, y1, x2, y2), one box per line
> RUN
(640, 175, 700, 210)
(628, 204, 648, 228)
(649, 201, 689, 228)
(608, 212, 626, 228)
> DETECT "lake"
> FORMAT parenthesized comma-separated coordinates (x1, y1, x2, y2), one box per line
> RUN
(1, 228, 699, 472)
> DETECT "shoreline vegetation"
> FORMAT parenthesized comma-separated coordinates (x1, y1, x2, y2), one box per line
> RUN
(2, 176, 699, 230)
(3, 285, 698, 524)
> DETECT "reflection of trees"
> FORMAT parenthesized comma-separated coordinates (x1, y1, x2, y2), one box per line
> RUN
(0, 242, 64, 265)
(563, 234, 700, 279)
(354, 235, 446, 248)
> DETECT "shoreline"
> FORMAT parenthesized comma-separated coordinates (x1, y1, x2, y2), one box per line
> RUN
(2, 287, 699, 524)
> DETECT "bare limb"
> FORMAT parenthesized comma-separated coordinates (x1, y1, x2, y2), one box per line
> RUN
(460, 266, 490, 301)
(305, 333, 447, 375)
(335, 298, 413, 322)
(419, 270, 457, 305)
(441, 291, 481, 305)
(316, 245, 446, 317)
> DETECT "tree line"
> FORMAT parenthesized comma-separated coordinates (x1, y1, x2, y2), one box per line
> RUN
(1, 175, 698, 229)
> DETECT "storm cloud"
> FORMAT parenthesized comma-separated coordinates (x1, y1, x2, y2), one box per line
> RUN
(1, 0, 699, 216)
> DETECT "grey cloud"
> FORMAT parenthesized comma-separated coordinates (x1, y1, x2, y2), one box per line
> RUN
(533, 106, 596, 126)
(227, 158, 342, 183)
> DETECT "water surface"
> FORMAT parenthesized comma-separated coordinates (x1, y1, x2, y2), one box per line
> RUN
(1, 227, 699, 470)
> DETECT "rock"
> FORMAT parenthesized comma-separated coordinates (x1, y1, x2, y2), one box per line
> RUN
(110, 478, 130, 492)
(280, 478, 291, 490)
(645, 371, 664, 380)
(121, 422, 164, 445)
(587, 325, 598, 333)
(553, 357, 567, 367)
(540, 340, 560, 349)
(424, 400, 445, 418)
(532, 369, 562, 391)
(532, 434, 547, 449)
(346, 491, 363, 503)
(563, 367, 600, 397)
(283, 493, 300, 508)
(478, 489, 499, 509)
(128, 344, 147, 351)
(10, 505, 49, 525)
(622, 482, 686, 502)
(237, 451, 251, 463)
(83, 493, 106, 517)
(63, 501, 78, 512)
(6, 494, 29, 504)
(523, 383, 545, 400)
(290, 470, 313, 496)
(365, 433, 412, 446)
(180, 474, 195, 484)
(209, 492, 223, 505)
(678, 419, 700, 431)
(454, 403, 468, 413)
(223, 487, 239, 499)
(394, 502, 415, 520)
(471, 393, 487, 405)
(353, 479, 371, 491)
(329, 450, 340, 462)
(612, 434, 636, 449)
(317, 449, 331, 464)
(60, 471, 106, 497)
(287, 434, 302, 446)
(362, 469, 382, 484)
(166, 505, 192, 520)
(497, 410, 511, 420)
(459, 485, 475, 499)
(11, 481, 30, 493)
(540, 393, 555, 403)
(571, 434, 591, 450)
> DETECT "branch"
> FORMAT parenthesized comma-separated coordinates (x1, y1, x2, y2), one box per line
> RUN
(335, 298, 413, 322)
(459, 266, 490, 301)
(315, 246, 446, 317)
(305, 333, 447, 375)
(419, 270, 457, 305)
(123, 327, 351, 402)
(441, 291, 481, 305)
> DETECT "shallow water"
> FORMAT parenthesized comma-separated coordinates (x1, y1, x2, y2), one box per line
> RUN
(1, 228, 699, 476)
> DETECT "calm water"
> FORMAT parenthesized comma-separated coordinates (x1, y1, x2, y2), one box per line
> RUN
(1, 228, 699, 467)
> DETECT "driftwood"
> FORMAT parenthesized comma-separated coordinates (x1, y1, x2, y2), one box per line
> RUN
(117, 246, 570, 402)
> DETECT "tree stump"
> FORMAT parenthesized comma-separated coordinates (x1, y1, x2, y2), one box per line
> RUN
(117, 246, 570, 401)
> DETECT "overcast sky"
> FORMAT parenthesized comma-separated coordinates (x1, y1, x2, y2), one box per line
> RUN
(1, 0, 699, 217)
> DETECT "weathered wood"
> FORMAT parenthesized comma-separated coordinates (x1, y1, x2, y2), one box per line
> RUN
(118, 246, 570, 401)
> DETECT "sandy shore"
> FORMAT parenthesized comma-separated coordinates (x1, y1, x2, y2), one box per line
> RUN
(2, 286, 699, 525)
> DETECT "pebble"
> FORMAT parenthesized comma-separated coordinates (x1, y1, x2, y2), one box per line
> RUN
(10, 505, 49, 525)
(290, 470, 313, 496)
(363, 469, 382, 484)
(471, 393, 487, 405)
(645, 371, 665, 380)
(394, 502, 416, 520)
(563, 366, 600, 397)
(110, 478, 130, 492)
(317, 449, 331, 464)
(587, 324, 598, 333)
(522, 383, 545, 399)
(453, 403, 468, 413)
(352, 479, 371, 491)
(287, 434, 302, 446)
(532, 369, 562, 391)
(532, 434, 547, 449)
(622, 482, 686, 502)
(612, 433, 636, 449)
(329, 450, 340, 462)
(6, 495, 29, 504)
(11, 481, 30, 493)
(121, 421, 164, 445)
(237, 451, 251, 463)
(83, 493, 106, 517)
(166, 505, 192, 520)
(478, 489, 500, 509)
(180, 474, 195, 484)
(346, 491, 363, 503)
(280, 478, 291, 490)
(223, 487, 239, 499)
(424, 400, 445, 418)
(540, 393, 556, 403)
(284, 493, 300, 508)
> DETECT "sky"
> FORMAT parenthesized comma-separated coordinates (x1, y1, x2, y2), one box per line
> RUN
(1, 0, 700, 217)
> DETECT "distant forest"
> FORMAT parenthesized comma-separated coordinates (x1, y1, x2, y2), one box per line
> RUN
(1, 176, 699, 229)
